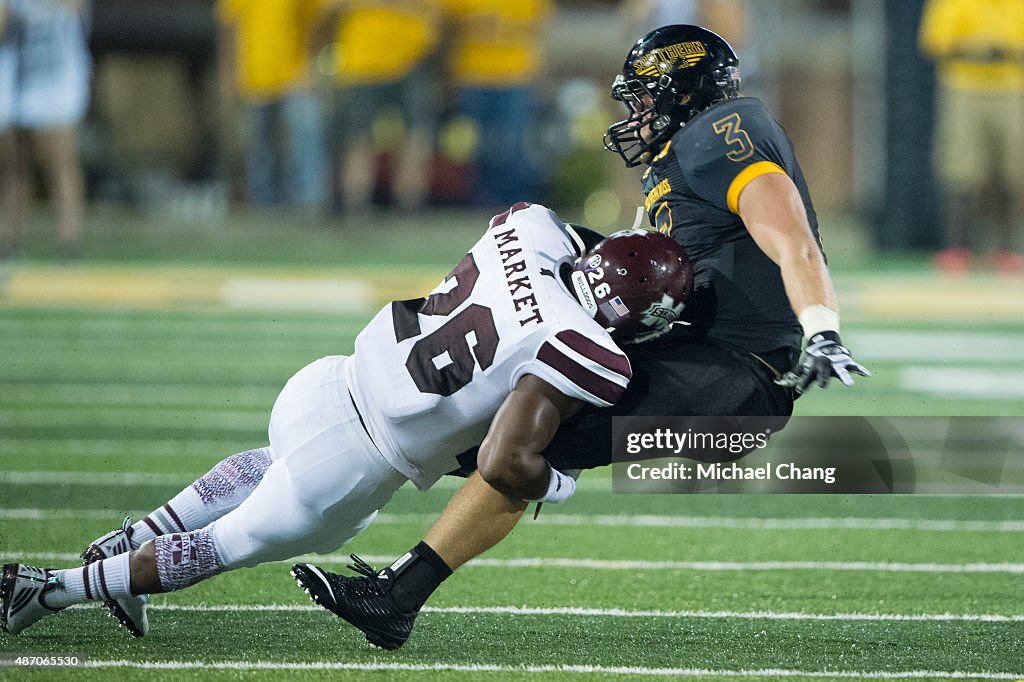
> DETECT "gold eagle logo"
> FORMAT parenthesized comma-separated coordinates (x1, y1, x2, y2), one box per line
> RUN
(634, 41, 707, 77)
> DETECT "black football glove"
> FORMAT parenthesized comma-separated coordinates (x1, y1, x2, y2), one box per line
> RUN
(775, 331, 870, 396)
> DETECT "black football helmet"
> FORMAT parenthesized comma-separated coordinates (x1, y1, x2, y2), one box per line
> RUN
(571, 229, 693, 344)
(604, 24, 741, 167)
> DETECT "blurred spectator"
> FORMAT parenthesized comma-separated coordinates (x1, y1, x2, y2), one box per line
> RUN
(217, 0, 328, 210)
(444, 0, 551, 207)
(324, 0, 442, 215)
(919, 0, 1024, 276)
(621, 0, 697, 34)
(622, 0, 758, 90)
(0, 0, 90, 261)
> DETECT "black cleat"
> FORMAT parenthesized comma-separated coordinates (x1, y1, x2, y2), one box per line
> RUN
(291, 556, 417, 650)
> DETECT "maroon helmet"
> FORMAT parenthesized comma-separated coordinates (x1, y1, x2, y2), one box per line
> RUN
(571, 229, 693, 344)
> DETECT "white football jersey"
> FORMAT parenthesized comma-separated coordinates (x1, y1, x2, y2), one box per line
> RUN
(345, 203, 633, 489)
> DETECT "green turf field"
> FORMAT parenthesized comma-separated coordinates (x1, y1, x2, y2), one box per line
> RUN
(1, 209, 1023, 679)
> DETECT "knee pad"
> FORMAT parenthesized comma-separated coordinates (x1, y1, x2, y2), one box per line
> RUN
(192, 447, 273, 515)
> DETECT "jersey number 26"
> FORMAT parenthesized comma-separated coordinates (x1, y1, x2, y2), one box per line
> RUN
(392, 253, 500, 396)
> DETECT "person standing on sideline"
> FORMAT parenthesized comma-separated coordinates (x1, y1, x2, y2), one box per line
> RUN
(218, 0, 328, 210)
(919, 0, 1024, 276)
(0, 0, 91, 261)
(324, 0, 442, 215)
(443, 0, 551, 208)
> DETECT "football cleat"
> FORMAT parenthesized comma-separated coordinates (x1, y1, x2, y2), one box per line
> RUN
(81, 517, 149, 637)
(1, 564, 64, 635)
(291, 556, 418, 650)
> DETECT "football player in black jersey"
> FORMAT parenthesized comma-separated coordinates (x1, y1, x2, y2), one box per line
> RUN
(295, 25, 869, 649)
(540, 23, 869, 470)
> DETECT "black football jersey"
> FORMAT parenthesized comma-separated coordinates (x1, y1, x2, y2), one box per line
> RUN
(641, 96, 823, 354)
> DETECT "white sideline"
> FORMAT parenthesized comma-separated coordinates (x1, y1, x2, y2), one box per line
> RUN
(4, 507, 1024, 533)
(7, 551, 1024, 574)
(443, 557, 1024, 574)
(74, 660, 1024, 679)
(142, 602, 1024, 623)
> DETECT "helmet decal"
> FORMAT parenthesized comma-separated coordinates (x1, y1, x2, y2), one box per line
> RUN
(608, 296, 630, 317)
(570, 228, 693, 344)
(570, 269, 599, 317)
(633, 41, 707, 77)
(639, 292, 686, 328)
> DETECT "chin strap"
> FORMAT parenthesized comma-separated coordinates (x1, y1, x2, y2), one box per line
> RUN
(628, 206, 646, 231)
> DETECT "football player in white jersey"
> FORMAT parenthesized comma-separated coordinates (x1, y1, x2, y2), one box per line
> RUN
(1, 203, 691, 640)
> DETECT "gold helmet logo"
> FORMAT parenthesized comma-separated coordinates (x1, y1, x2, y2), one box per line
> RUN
(633, 41, 707, 78)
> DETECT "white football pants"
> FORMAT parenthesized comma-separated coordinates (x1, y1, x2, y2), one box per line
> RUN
(211, 355, 407, 569)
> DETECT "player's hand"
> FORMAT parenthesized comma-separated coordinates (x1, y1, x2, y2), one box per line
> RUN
(775, 331, 870, 395)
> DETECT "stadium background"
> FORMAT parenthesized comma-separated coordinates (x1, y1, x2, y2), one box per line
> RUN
(1, 0, 1022, 679)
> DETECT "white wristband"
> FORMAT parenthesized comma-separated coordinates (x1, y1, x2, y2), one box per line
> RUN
(798, 304, 840, 339)
(535, 466, 576, 504)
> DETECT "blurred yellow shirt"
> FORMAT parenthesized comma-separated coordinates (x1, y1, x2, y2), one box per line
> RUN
(218, 0, 320, 100)
(919, 0, 1024, 91)
(333, 1, 442, 86)
(444, 0, 551, 87)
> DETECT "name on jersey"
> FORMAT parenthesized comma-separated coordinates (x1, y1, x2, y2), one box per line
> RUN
(493, 227, 544, 327)
(644, 178, 671, 213)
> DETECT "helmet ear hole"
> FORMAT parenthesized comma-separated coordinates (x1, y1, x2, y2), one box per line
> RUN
(573, 229, 693, 343)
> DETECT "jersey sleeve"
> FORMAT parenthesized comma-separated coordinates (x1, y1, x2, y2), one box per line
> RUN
(516, 328, 632, 407)
(491, 202, 591, 257)
(676, 102, 791, 215)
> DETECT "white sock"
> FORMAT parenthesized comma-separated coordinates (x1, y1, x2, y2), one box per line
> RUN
(44, 553, 133, 609)
(130, 448, 272, 549)
(130, 493, 212, 549)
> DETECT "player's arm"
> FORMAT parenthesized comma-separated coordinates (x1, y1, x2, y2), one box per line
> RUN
(738, 172, 837, 316)
(477, 374, 583, 501)
(737, 172, 869, 394)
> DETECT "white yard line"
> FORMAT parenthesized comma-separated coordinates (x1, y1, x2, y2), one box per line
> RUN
(136, 603, 1024, 623)
(4, 507, 1024, 533)
(66, 659, 1024, 679)
(6, 550, 1024, 574)
(444, 557, 1024, 574)
(0, 471, 609, 489)
(0, 438, 238, 460)
(899, 367, 1024, 399)
(848, 330, 1024, 363)
(0, 471, 192, 486)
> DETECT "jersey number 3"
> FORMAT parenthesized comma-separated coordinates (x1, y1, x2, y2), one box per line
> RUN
(392, 253, 500, 396)
(712, 112, 754, 162)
